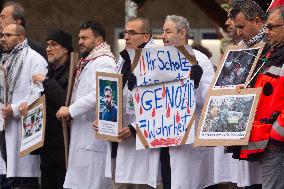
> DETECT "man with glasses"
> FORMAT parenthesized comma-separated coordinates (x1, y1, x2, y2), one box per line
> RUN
(56, 21, 116, 189)
(0, 23, 47, 189)
(238, 6, 284, 189)
(101, 17, 157, 189)
(150, 15, 213, 189)
(32, 29, 73, 189)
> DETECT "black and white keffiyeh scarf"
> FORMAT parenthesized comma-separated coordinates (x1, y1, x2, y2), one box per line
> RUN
(241, 27, 266, 47)
(0, 39, 29, 102)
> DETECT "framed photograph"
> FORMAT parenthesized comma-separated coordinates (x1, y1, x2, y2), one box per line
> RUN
(19, 95, 46, 157)
(0, 66, 7, 131)
(96, 72, 123, 142)
(212, 43, 265, 89)
(194, 88, 261, 147)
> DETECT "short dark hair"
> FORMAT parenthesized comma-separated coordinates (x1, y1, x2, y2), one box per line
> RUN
(229, 0, 265, 21)
(80, 21, 106, 41)
(104, 86, 112, 95)
(3, 1, 26, 28)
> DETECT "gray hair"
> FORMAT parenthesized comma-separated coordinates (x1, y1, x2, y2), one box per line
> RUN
(229, 0, 265, 21)
(128, 17, 152, 35)
(268, 6, 284, 21)
(165, 15, 190, 36)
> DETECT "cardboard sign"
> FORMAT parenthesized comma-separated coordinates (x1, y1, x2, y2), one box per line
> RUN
(20, 95, 46, 157)
(96, 72, 123, 142)
(194, 88, 261, 147)
(212, 43, 264, 89)
(129, 45, 197, 86)
(134, 78, 196, 149)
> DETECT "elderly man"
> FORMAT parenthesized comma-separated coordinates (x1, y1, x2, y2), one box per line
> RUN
(99, 17, 157, 189)
(155, 15, 215, 189)
(237, 6, 284, 189)
(56, 21, 116, 189)
(229, 0, 266, 47)
(32, 29, 73, 189)
(0, 24, 47, 188)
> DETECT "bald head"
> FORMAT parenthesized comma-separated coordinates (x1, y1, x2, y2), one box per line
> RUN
(1, 23, 26, 52)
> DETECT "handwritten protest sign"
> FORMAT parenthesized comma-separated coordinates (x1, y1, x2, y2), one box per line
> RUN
(129, 45, 197, 86)
(134, 78, 196, 149)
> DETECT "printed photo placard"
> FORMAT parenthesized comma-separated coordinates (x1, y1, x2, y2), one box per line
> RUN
(212, 43, 265, 89)
(96, 72, 123, 142)
(20, 95, 46, 157)
(194, 88, 261, 146)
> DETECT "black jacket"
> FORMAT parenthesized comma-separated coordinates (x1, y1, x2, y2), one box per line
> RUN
(39, 59, 70, 168)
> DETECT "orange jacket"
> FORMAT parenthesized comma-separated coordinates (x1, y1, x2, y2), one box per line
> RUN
(240, 69, 284, 159)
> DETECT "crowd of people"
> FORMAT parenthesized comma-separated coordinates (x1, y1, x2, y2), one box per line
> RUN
(0, 0, 283, 189)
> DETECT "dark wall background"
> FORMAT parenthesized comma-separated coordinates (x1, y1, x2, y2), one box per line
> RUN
(14, 0, 215, 51)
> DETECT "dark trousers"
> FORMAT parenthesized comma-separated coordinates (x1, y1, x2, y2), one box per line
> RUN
(41, 166, 66, 189)
(160, 147, 171, 189)
(8, 177, 39, 189)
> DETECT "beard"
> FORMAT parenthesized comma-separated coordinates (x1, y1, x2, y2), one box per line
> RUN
(80, 50, 90, 58)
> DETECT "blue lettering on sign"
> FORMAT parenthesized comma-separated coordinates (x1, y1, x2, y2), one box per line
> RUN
(145, 51, 155, 71)
(152, 50, 192, 72)
(154, 87, 162, 109)
(166, 86, 174, 107)
(138, 112, 193, 139)
(140, 79, 194, 112)
(141, 90, 153, 111)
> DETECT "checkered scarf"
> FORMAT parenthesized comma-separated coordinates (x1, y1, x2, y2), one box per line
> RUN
(241, 27, 266, 47)
(73, 42, 115, 88)
(0, 39, 29, 102)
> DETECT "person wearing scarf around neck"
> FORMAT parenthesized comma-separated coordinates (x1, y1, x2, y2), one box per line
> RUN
(0, 24, 47, 188)
(234, 7, 284, 189)
(229, 0, 267, 47)
(56, 21, 116, 189)
(216, 1, 267, 189)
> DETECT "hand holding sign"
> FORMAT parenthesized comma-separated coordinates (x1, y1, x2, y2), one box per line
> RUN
(190, 64, 203, 89)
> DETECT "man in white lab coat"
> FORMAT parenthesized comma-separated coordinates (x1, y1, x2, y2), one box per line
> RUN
(1, 24, 47, 188)
(103, 18, 158, 189)
(157, 15, 216, 189)
(56, 21, 116, 189)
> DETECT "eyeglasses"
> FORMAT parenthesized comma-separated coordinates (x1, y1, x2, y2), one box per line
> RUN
(123, 30, 148, 37)
(46, 41, 60, 49)
(266, 23, 284, 30)
(0, 33, 20, 39)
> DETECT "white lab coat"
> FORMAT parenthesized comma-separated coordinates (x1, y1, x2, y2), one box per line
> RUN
(166, 50, 216, 189)
(5, 47, 47, 177)
(105, 39, 160, 188)
(213, 147, 262, 187)
(63, 55, 116, 189)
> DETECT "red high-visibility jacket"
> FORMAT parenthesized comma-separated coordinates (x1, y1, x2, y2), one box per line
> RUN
(240, 65, 284, 159)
